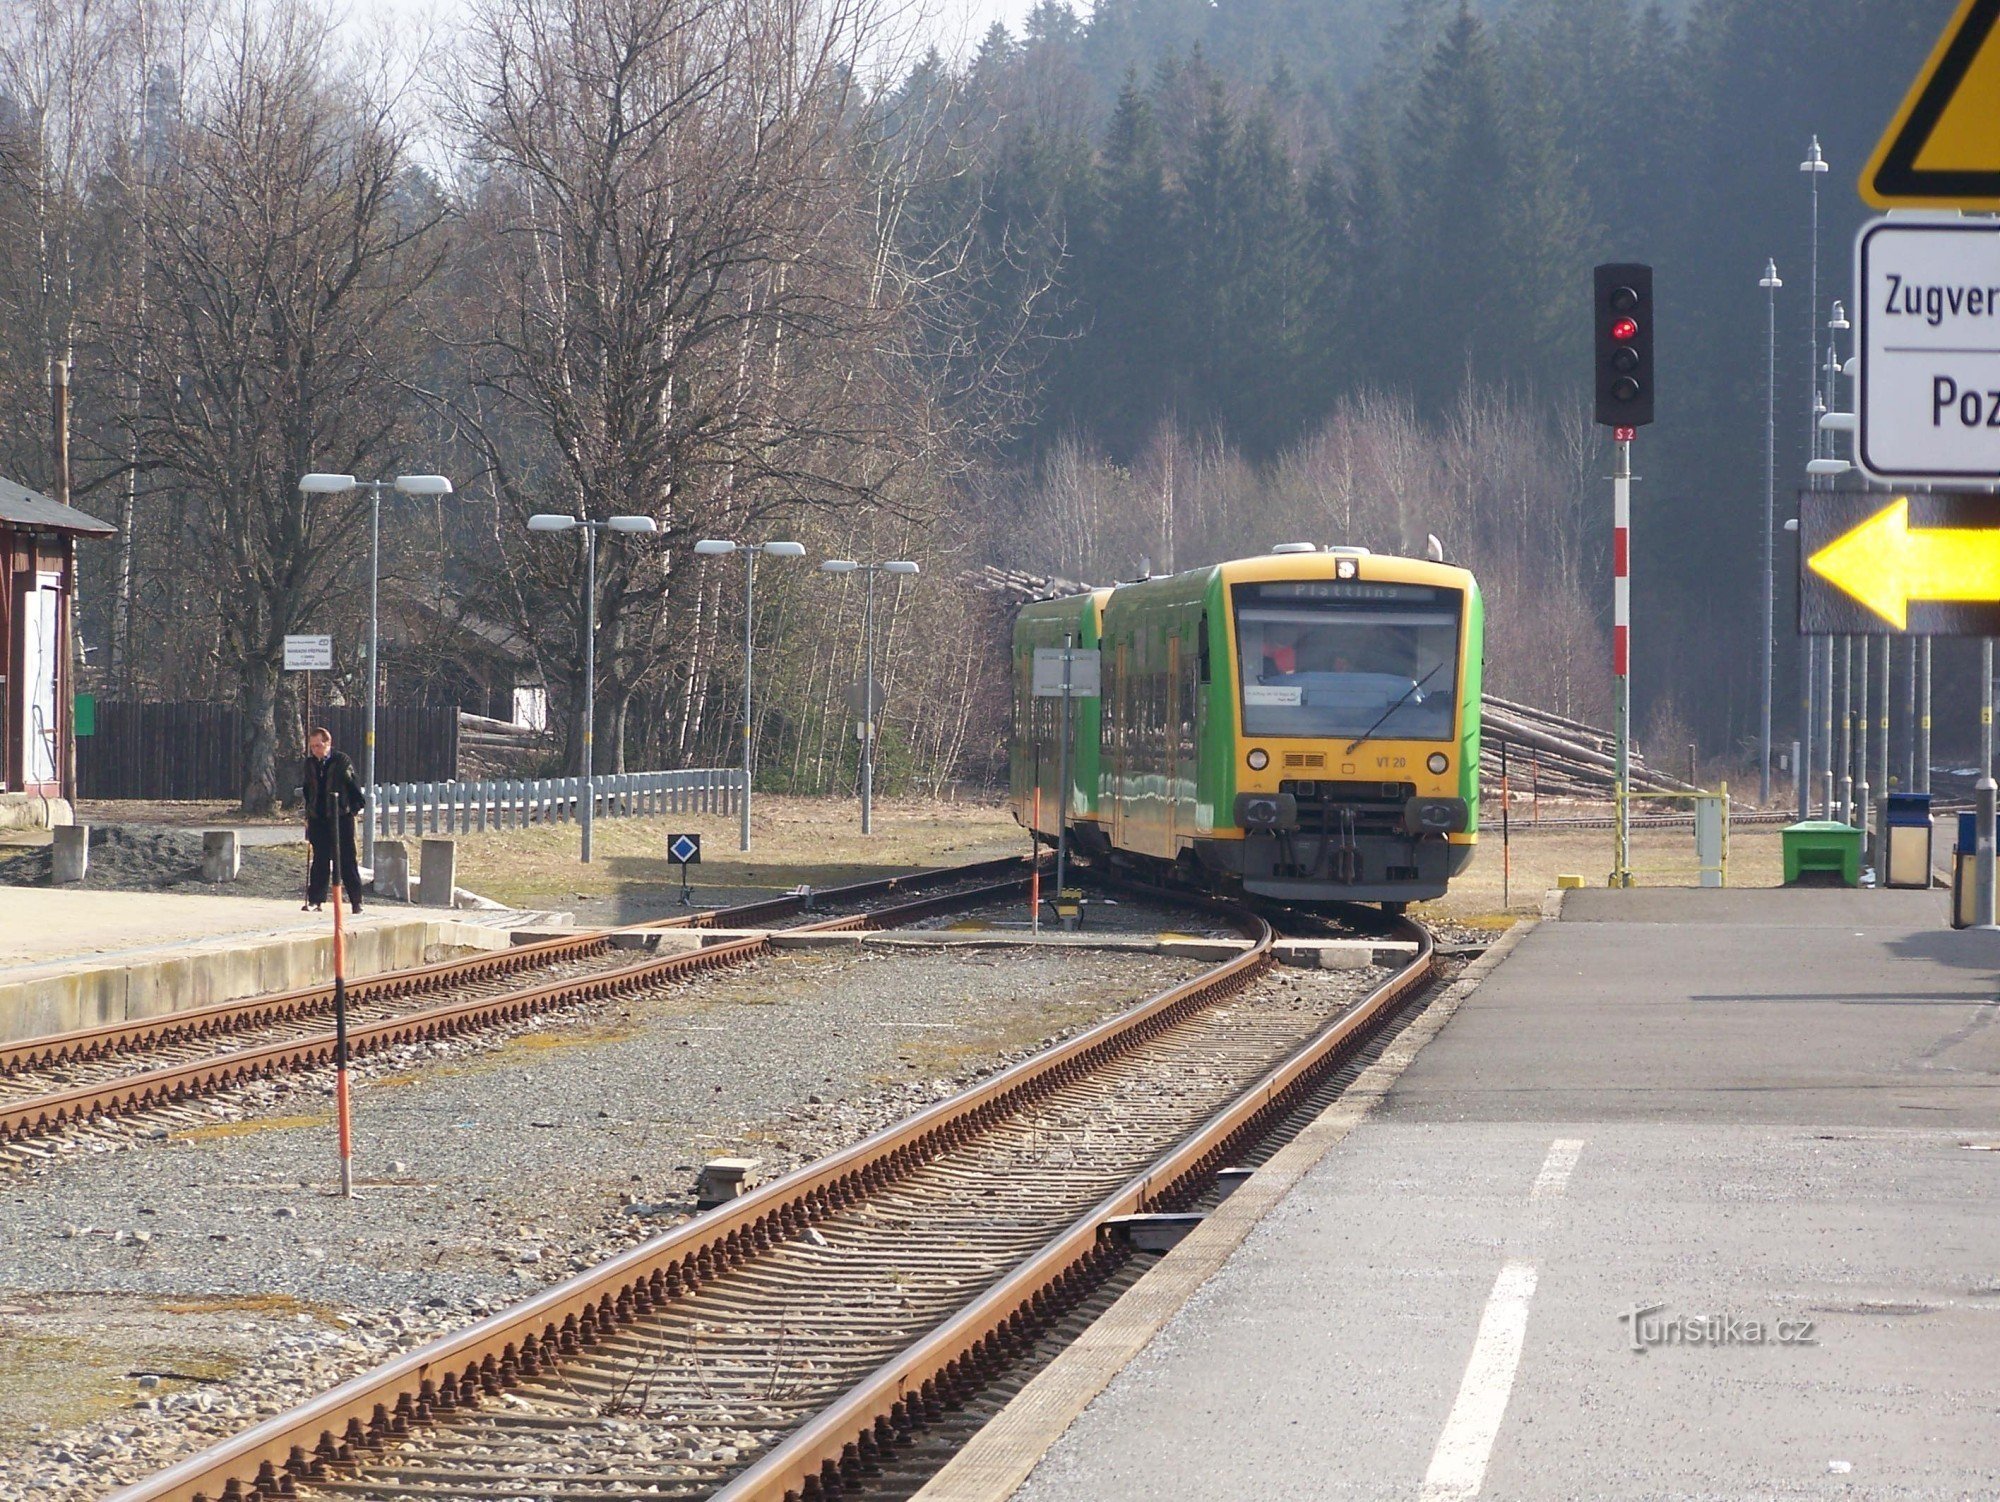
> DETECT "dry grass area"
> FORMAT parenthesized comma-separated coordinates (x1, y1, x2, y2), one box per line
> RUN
(1421, 820, 1787, 926)
(446, 793, 1029, 913)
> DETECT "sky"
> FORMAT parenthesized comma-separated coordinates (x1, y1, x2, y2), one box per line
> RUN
(349, 0, 1051, 63)
(912, 0, 1048, 53)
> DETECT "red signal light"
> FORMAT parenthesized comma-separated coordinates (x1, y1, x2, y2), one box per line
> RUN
(1611, 316, 1639, 342)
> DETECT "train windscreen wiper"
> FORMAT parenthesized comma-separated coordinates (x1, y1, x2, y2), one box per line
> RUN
(1345, 661, 1445, 755)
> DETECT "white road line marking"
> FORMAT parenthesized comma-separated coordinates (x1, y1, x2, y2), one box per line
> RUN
(1417, 1141, 1579, 1501)
(1530, 1136, 1585, 1200)
(1418, 1259, 1540, 1502)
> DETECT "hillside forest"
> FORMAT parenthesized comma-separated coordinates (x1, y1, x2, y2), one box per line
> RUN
(0, 0, 1961, 807)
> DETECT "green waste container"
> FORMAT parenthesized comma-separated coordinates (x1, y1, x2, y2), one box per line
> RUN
(1782, 820, 1862, 887)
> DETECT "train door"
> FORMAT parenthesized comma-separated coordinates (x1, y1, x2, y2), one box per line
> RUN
(1166, 634, 1180, 855)
(1193, 614, 1210, 831)
(1110, 637, 1129, 851)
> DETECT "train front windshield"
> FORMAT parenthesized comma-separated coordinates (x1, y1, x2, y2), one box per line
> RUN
(1234, 580, 1461, 741)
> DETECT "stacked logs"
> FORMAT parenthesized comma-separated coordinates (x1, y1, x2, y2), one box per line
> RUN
(1482, 694, 1699, 799)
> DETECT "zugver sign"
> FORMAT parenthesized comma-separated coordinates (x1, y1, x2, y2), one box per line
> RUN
(1856, 217, 2000, 482)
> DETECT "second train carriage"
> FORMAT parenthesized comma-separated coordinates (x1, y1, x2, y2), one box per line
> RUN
(1010, 546, 1483, 908)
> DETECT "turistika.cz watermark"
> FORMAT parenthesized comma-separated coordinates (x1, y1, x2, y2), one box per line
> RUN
(1619, 1303, 1818, 1353)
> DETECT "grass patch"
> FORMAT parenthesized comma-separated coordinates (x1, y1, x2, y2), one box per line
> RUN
(437, 794, 1026, 909)
(170, 1113, 329, 1142)
(154, 1293, 327, 1322)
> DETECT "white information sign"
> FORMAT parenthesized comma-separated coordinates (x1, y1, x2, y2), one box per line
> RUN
(1857, 217, 2000, 482)
(283, 633, 333, 671)
(1032, 647, 1101, 698)
(1243, 684, 1302, 706)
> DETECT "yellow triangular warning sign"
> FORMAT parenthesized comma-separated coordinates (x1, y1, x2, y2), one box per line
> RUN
(1862, 0, 2000, 208)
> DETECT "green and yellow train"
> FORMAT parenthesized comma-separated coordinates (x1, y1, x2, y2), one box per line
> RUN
(1010, 547, 1483, 909)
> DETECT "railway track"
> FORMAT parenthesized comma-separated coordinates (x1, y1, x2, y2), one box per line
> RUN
(106, 896, 1441, 1502)
(0, 858, 1031, 1165)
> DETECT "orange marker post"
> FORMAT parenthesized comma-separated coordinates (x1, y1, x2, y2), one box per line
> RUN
(331, 880, 354, 1198)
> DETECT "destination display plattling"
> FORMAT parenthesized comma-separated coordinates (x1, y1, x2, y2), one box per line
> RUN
(1799, 489, 2000, 635)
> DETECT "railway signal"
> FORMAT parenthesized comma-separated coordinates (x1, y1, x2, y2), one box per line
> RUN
(1593, 263, 1653, 884)
(1593, 264, 1654, 428)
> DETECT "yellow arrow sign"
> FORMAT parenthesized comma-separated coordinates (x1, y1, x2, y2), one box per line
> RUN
(1808, 497, 2000, 629)
(1862, 0, 2000, 208)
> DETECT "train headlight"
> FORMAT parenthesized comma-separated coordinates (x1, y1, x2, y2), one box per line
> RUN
(1247, 748, 1269, 771)
(1234, 792, 1298, 831)
(1403, 797, 1469, 835)
(1427, 752, 1449, 774)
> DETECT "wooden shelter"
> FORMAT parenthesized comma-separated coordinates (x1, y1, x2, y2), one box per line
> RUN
(0, 475, 114, 806)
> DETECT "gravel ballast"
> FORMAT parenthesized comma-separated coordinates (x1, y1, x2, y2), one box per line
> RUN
(0, 938, 1236, 1498)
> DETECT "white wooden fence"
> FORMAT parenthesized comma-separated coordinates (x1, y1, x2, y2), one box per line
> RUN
(372, 768, 743, 837)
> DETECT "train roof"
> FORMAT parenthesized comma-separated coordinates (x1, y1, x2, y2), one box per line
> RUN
(1103, 549, 1477, 599)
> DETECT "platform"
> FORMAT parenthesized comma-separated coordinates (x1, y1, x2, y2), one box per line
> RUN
(970, 886, 2000, 1500)
(0, 888, 526, 1042)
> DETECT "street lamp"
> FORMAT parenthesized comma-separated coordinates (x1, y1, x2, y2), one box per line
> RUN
(299, 471, 454, 869)
(819, 558, 919, 834)
(694, 538, 807, 851)
(525, 512, 659, 862)
(1759, 258, 1781, 804)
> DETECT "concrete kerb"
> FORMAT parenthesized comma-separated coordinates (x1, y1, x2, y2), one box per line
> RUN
(908, 915, 1541, 1502)
(0, 918, 515, 1045)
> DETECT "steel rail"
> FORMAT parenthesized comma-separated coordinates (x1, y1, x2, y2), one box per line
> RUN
(107, 903, 1440, 1502)
(0, 929, 617, 1076)
(1, 855, 1030, 1078)
(104, 900, 1273, 1502)
(0, 874, 1029, 1149)
(713, 916, 1436, 1502)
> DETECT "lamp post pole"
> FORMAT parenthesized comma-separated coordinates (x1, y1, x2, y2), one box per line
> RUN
(366, 481, 381, 866)
(742, 545, 755, 853)
(528, 512, 659, 862)
(695, 538, 807, 852)
(862, 564, 877, 835)
(583, 522, 597, 864)
(819, 557, 920, 834)
(299, 472, 454, 871)
(1760, 257, 1781, 804)
(1801, 136, 1829, 819)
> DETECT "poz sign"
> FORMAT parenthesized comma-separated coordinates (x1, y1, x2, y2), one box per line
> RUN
(1856, 217, 2000, 483)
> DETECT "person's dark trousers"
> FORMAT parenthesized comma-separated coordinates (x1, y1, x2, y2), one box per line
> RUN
(307, 816, 364, 910)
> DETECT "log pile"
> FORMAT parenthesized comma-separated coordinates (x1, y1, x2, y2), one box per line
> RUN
(1482, 694, 1699, 798)
(959, 564, 1099, 603)
(458, 711, 552, 777)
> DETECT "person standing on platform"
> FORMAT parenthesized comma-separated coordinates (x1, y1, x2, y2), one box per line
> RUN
(302, 726, 366, 914)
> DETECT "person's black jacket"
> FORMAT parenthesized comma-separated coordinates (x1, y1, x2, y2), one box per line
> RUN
(302, 751, 366, 825)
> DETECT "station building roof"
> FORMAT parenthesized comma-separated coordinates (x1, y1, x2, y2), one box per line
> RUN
(0, 474, 115, 537)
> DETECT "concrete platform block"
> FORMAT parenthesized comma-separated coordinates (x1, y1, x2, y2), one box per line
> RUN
(201, 830, 241, 883)
(1318, 948, 1374, 971)
(695, 1157, 761, 1209)
(372, 841, 412, 903)
(51, 825, 89, 884)
(418, 839, 457, 909)
(0, 793, 73, 833)
(1101, 1212, 1205, 1252)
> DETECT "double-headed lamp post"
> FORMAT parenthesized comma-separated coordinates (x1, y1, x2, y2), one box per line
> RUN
(299, 472, 454, 869)
(527, 512, 659, 863)
(694, 538, 807, 852)
(819, 558, 919, 834)
(1758, 258, 1781, 804)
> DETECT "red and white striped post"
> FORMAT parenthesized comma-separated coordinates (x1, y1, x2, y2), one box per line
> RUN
(1612, 426, 1634, 887)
